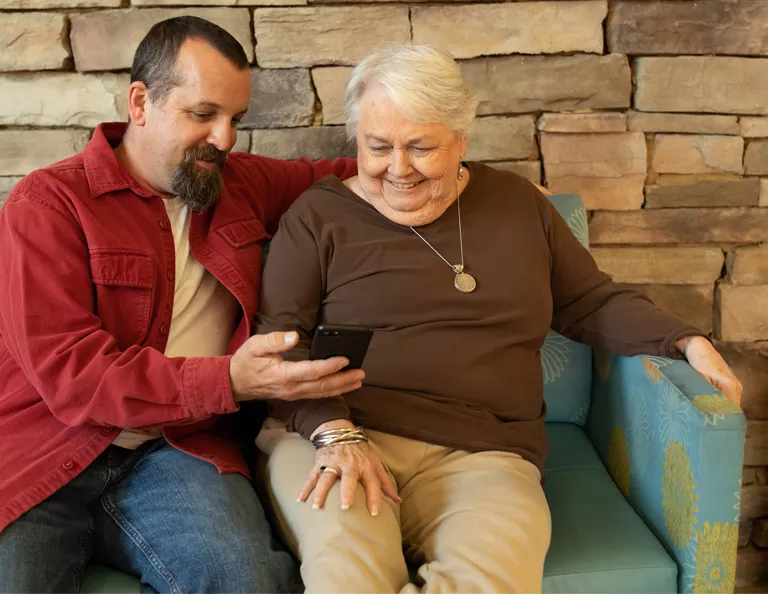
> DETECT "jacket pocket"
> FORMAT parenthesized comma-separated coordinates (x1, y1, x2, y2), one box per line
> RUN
(216, 217, 270, 248)
(90, 249, 154, 349)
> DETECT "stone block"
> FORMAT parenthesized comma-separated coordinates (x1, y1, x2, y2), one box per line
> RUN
(608, 0, 768, 55)
(590, 208, 768, 244)
(591, 246, 723, 285)
(736, 546, 768, 588)
(0, 12, 69, 71)
(465, 116, 536, 162)
(312, 66, 352, 126)
(741, 485, 768, 520)
(645, 179, 760, 208)
(485, 161, 541, 185)
(241, 69, 315, 128)
(462, 54, 631, 115)
(746, 141, 768, 176)
(538, 112, 626, 133)
(253, 7, 409, 68)
(746, 421, 768, 467)
(762, 179, 768, 207)
(754, 519, 768, 548)
(1, 0, 118, 7)
(547, 176, 644, 211)
(411, 1, 606, 59)
(628, 111, 739, 135)
(652, 135, 743, 175)
(0, 73, 127, 127)
(250, 126, 355, 160)
(740, 519, 754, 547)
(0, 129, 90, 176)
(717, 284, 768, 342)
(635, 57, 768, 115)
(70, 8, 253, 71)
(232, 130, 250, 153)
(727, 245, 768, 285)
(541, 132, 646, 178)
(742, 117, 768, 138)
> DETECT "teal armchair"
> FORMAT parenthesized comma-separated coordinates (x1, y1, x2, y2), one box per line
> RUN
(80, 193, 746, 594)
(540, 194, 746, 593)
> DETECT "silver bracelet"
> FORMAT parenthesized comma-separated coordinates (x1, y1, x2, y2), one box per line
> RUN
(311, 427, 368, 449)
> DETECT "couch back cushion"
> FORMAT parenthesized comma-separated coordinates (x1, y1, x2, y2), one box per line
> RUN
(542, 194, 593, 426)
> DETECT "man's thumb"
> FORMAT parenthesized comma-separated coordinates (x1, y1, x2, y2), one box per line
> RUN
(248, 331, 299, 356)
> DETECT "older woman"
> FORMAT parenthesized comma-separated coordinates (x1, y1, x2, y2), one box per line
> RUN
(254, 44, 741, 593)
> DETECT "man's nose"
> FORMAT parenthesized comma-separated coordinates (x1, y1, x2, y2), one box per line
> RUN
(207, 119, 236, 153)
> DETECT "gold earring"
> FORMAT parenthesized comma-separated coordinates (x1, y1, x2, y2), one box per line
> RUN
(457, 160, 465, 181)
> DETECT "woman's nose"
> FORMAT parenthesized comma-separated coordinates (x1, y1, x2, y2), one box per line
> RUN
(389, 150, 411, 176)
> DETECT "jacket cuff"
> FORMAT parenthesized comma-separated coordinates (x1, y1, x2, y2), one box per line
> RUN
(182, 356, 239, 418)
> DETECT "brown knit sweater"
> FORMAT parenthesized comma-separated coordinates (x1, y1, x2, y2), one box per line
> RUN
(255, 163, 701, 473)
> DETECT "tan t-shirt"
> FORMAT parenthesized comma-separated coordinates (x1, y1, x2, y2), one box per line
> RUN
(255, 163, 701, 474)
(113, 197, 239, 449)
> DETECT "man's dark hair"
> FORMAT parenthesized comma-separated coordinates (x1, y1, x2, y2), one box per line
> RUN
(131, 16, 249, 106)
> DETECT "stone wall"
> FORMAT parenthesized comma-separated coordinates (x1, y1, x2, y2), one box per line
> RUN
(1, 0, 767, 589)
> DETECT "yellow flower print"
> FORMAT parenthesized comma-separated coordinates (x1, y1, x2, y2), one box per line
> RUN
(692, 394, 741, 425)
(662, 441, 699, 549)
(693, 522, 737, 593)
(642, 357, 664, 383)
(607, 426, 630, 497)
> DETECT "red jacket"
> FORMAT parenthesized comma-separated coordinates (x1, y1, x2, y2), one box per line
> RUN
(0, 123, 356, 532)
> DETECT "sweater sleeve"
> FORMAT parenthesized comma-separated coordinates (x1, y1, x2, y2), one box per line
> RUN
(254, 204, 350, 438)
(541, 193, 705, 358)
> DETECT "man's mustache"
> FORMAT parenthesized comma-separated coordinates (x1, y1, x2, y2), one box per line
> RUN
(188, 144, 227, 169)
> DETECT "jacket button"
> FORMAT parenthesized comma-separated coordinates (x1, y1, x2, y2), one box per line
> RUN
(63, 461, 74, 470)
(159, 219, 170, 230)
(160, 324, 169, 335)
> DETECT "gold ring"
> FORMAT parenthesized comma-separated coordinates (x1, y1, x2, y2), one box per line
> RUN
(320, 465, 340, 478)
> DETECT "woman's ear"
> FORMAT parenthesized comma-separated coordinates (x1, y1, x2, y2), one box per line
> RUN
(126, 81, 150, 126)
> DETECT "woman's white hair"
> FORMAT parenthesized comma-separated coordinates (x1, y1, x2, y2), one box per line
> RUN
(344, 43, 478, 139)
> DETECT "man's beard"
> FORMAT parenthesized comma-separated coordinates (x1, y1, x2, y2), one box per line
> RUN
(170, 144, 228, 213)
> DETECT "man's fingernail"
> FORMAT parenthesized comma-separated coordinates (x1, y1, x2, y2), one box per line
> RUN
(285, 332, 297, 344)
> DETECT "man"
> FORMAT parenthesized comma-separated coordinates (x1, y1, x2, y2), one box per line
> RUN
(0, 16, 361, 593)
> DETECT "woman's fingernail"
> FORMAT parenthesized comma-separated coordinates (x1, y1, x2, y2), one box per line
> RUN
(341, 503, 350, 510)
(285, 332, 297, 344)
(312, 503, 320, 510)
(371, 506, 379, 516)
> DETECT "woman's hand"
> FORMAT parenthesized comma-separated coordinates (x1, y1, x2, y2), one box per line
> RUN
(298, 421, 400, 516)
(676, 336, 743, 406)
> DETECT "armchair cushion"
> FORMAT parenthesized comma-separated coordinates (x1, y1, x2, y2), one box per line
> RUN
(542, 423, 678, 593)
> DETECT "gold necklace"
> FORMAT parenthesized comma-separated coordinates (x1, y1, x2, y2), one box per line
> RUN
(409, 174, 476, 294)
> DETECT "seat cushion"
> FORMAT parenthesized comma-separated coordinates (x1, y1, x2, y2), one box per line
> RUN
(542, 423, 678, 593)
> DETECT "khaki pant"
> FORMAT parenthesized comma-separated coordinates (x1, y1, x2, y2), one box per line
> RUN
(256, 422, 551, 594)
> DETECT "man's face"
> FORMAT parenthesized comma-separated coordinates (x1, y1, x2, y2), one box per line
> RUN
(143, 39, 251, 211)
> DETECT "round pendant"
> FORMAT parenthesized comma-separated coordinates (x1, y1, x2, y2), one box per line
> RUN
(454, 272, 477, 293)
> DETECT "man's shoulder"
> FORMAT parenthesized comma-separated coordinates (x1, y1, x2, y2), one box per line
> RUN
(5, 153, 87, 214)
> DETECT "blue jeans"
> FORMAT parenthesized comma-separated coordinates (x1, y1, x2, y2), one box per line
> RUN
(0, 440, 298, 593)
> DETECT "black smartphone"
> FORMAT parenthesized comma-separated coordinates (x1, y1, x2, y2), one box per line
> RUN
(309, 324, 373, 371)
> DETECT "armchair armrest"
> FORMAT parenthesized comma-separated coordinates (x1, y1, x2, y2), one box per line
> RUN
(587, 352, 746, 593)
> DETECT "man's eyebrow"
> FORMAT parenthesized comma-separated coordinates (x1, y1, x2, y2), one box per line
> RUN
(190, 101, 222, 110)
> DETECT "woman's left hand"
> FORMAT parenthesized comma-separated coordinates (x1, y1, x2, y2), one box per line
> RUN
(676, 336, 743, 406)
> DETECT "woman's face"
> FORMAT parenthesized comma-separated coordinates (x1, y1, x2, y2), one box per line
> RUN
(354, 84, 468, 227)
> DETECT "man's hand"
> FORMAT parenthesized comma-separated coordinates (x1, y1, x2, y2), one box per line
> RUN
(675, 336, 743, 406)
(229, 331, 365, 402)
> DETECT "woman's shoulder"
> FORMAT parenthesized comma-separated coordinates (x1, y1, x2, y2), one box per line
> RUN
(284, 175, 359, 222)
(469, 162, 551, 215)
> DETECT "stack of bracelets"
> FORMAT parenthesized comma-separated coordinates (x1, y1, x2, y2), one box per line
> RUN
(311, 427, 369, 450)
